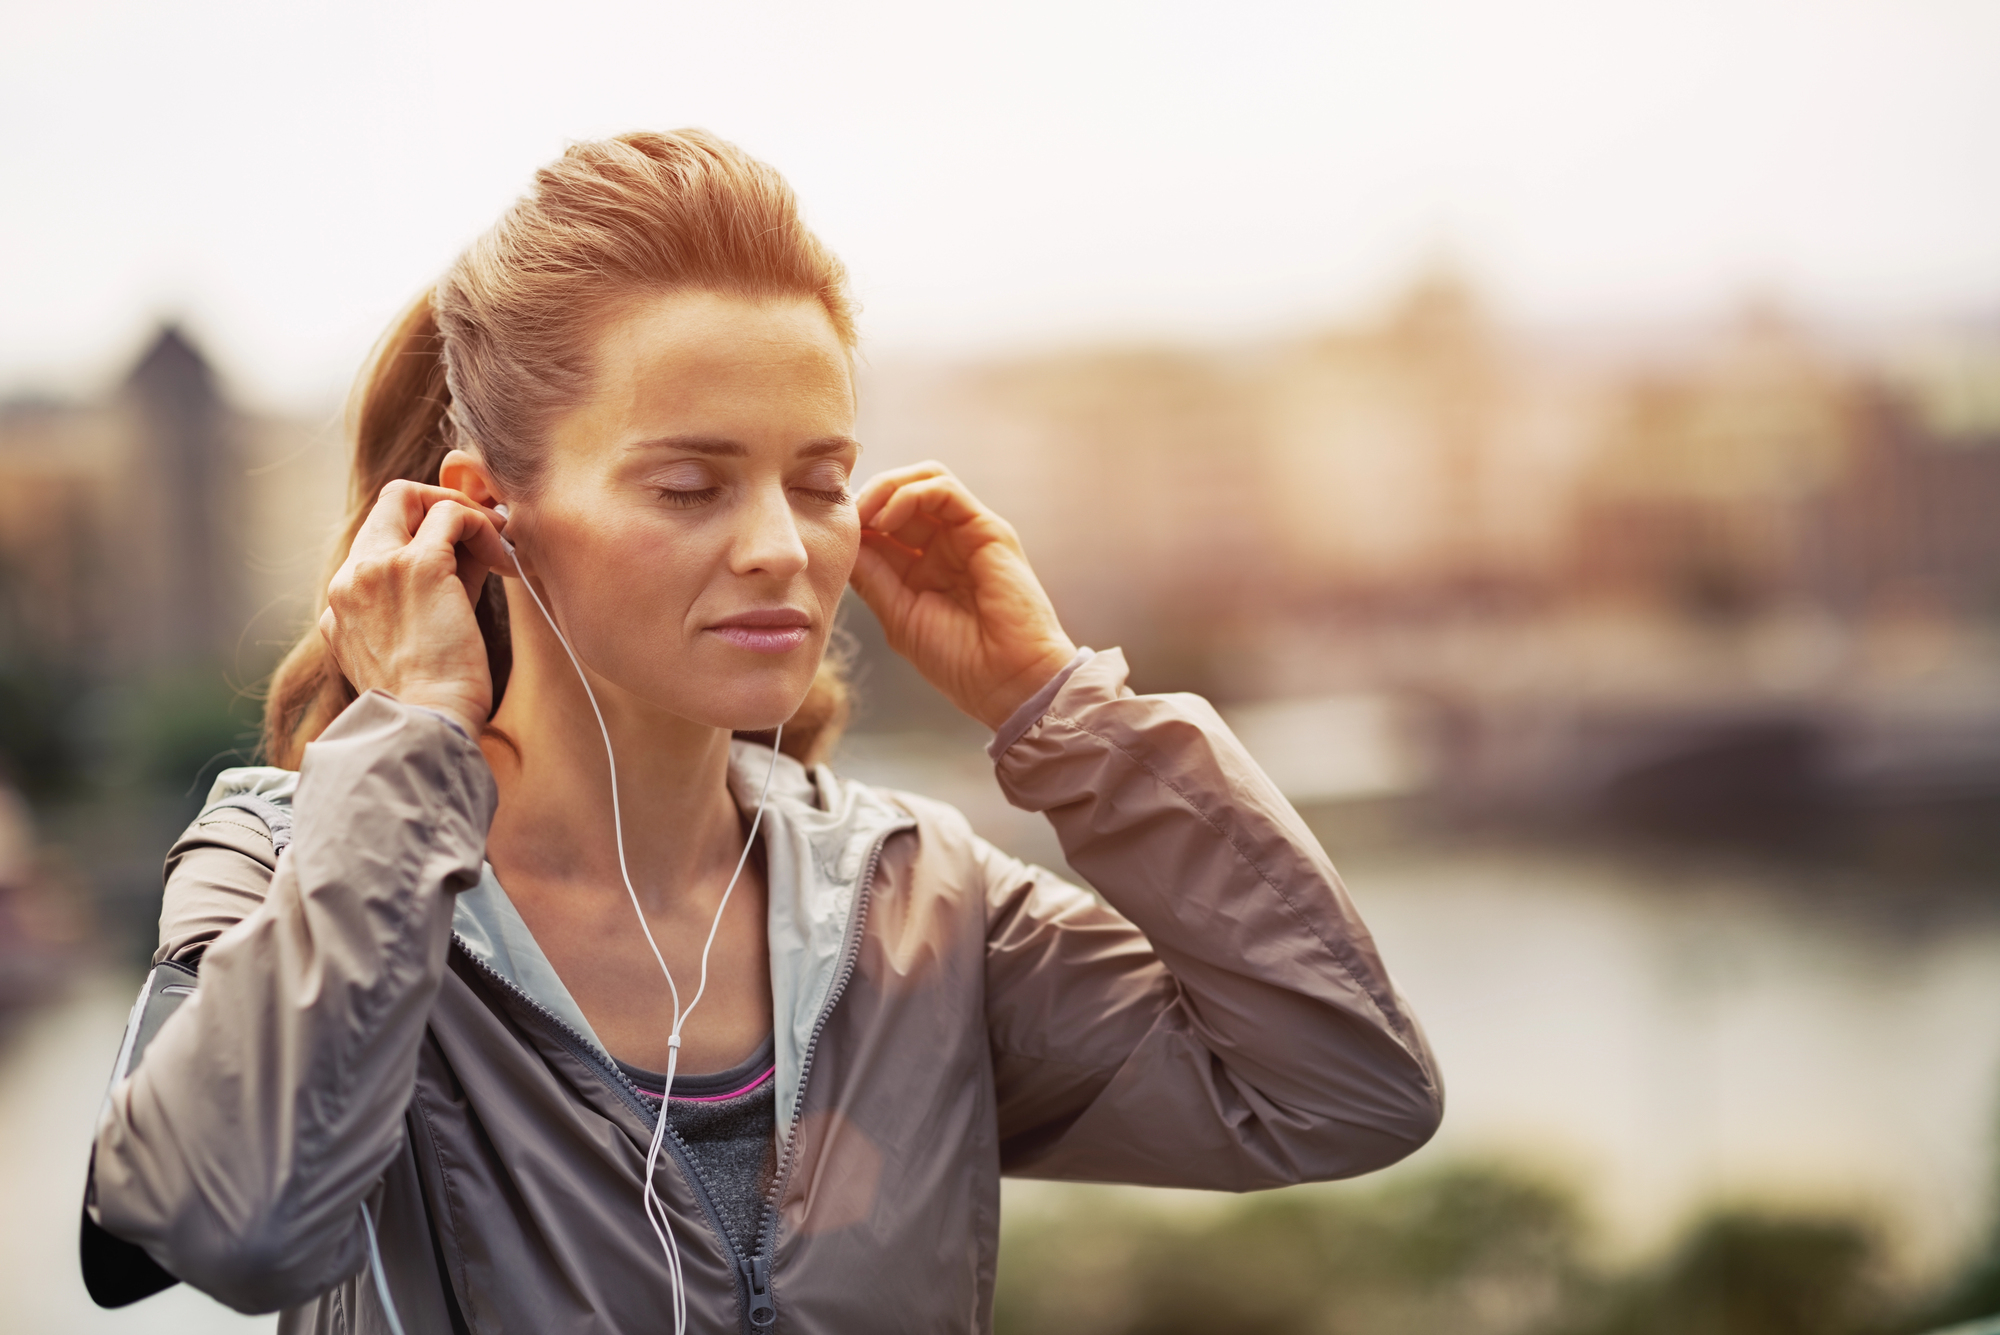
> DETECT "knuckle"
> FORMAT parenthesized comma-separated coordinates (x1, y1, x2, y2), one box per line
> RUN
(347, 553, 401, 592)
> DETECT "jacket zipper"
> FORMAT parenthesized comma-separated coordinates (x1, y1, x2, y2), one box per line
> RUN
(741, 828, 901, 1330)
(448, 940, 759, 1328)
(739, 1253, 775, 1328)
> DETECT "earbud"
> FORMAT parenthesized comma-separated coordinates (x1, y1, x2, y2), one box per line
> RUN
(491, 502, 515, 555)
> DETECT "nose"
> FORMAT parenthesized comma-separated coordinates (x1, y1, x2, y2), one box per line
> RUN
(729, 480, 810, 580)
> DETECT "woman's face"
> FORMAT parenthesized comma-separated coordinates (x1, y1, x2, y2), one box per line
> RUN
(513, 290, 859, 732)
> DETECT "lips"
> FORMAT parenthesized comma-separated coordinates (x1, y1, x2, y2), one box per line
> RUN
(708, 609, 812, 654)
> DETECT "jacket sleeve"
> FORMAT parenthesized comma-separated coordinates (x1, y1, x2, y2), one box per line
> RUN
(984, 648, 1443, 1189)
(87, 692, 495, 1313)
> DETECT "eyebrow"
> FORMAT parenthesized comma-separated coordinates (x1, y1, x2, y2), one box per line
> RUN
(629, 434, 860, 459)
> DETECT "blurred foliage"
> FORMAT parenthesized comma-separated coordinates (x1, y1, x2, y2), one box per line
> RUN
(1589, 1211, 1887, 1335)
(1902, 1142, 2000, 1335)
(0, 662, 87, 799)
(996, 1167, 1592, 1335)
(1914, 1252, 2000, 1335)
(992, 1165, 1962, 1335)
(0, 628, 255, 810)
(116, 666, 260, 800)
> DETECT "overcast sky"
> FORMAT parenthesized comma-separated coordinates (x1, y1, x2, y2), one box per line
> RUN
(4, 0, 1997, 409)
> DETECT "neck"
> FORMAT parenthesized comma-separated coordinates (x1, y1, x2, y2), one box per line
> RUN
(482, 578, 747, 916)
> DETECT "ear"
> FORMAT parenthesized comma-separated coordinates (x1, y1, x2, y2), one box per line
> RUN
(440, 449, 503, 508)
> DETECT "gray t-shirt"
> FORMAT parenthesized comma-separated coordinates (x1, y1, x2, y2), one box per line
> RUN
(618, 1035, 777, 1259)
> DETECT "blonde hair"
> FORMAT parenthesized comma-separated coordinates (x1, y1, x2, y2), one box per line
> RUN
(263, 130, 856, 769)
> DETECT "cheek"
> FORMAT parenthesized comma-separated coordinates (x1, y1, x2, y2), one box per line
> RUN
(810, 511, 862, 600)
(603, 522, 696, 602)
(552, 517, 705, 649)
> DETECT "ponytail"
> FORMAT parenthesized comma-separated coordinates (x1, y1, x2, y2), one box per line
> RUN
(262, 287, 853, 771)
(262, 291, 459, 768)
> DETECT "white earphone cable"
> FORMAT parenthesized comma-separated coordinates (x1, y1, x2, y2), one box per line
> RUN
(359, 1198, 408, 1335)
(498, 516, 780, 1335)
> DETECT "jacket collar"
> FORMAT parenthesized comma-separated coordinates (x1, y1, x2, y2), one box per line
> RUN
(206, 744, 914, 1126)
(726, 740, 916, 1127)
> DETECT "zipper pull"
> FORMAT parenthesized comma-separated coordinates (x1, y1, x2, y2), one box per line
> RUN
(741, 1254, 776, 1328)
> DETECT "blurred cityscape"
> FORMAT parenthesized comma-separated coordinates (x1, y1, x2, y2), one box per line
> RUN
(856, 271, 2000, 870)
(4, 274, 2000, 1332)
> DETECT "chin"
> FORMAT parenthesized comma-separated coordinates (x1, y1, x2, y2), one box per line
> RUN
(677, 669, 816, 736)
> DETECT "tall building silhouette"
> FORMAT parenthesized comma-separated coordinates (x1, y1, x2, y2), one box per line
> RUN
(0, 324, 342, 682)
(117, 324, 244, 667)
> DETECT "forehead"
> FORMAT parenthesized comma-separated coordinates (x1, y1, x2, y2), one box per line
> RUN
(566, 290, 854, 451)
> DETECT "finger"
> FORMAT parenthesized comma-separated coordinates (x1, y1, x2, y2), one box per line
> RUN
(856, 526, 921, 580)
(848, 542, 918, 623)
(854, 461, 949, 528)
(360, 479, 506, 542)
(350, 479, 431, 555)
(853, 461, 948, 520)
(456, 545, 489, 606)
(409, 500, 511, 604)
(408, 483, 508, 544)
(382, 478, 501, 515)
(872, 473, 989, 537)
(415, 503, 492, 610)
(456, 507, 516, 572)
(870, 506, 943, 558)
(413, 495, 515, 573)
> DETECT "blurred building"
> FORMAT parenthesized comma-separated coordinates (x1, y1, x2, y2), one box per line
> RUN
(1260, 270, 1599, 599)
(861, 281, 1998, 650)
(0, 324, 343, 682)
(855, 271, 1603, 696)
(1573, 307, 2000, 620)
(857, 343, 1267, 696)
(852, 283, 2000, 848)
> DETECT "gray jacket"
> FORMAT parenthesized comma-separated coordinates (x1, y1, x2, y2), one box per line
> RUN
(87, 649, 1443, 1332)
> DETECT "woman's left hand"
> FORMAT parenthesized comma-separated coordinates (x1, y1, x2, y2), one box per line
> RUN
(849, 463, 1078, 730)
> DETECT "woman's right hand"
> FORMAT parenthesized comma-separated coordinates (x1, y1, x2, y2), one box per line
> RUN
(318, 480, 513, 738)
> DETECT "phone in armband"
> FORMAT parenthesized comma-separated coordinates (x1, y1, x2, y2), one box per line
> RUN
(81, 958, 200, 1307)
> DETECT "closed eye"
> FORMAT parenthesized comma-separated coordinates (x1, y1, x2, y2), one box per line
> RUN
(655, 486, 724, 508)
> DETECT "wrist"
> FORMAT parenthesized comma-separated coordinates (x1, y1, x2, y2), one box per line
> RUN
(384, 687, 485, 741)
(973, 639, 1080, 731)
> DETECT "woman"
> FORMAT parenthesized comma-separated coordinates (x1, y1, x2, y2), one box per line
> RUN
(84, 130, 1442, 1333)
